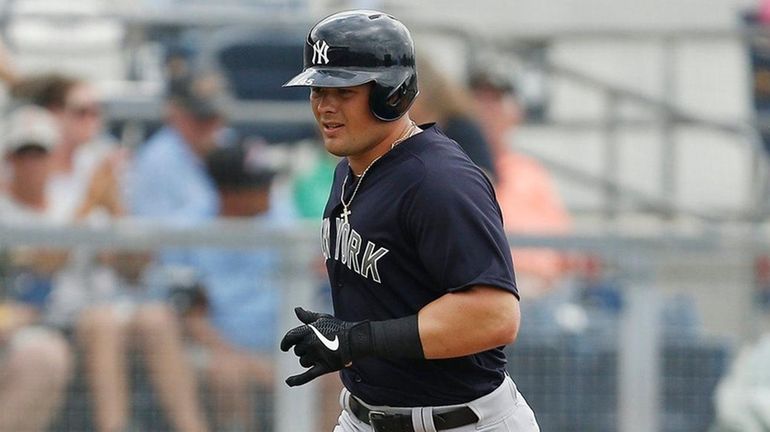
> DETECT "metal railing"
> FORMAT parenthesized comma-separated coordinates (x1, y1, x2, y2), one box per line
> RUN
(0, 220, 763, 432)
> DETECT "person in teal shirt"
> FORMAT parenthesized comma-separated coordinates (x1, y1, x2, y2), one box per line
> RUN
(292, 142, 338, 219)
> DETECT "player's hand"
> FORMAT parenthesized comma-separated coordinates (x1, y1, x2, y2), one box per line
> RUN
(280, 307, 368, 387)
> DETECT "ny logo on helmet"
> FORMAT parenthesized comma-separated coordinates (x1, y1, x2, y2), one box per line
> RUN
(312, 40, 330, 65)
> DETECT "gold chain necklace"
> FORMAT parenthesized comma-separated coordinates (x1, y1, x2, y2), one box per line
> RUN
(340, 121, 418, 224)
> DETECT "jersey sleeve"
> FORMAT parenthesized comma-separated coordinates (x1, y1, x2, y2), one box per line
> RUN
(403, 162, 518, 297)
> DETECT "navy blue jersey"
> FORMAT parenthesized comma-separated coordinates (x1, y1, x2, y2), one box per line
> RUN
(320, 124, 518, 406)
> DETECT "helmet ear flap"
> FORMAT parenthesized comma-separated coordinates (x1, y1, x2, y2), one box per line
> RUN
(369, 74, 419, 121)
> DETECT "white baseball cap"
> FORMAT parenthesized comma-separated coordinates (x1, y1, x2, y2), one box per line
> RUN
(2, 105, 60, 155)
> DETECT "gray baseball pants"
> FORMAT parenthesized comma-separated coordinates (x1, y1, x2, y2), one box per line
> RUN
(332, 375, 540, 432)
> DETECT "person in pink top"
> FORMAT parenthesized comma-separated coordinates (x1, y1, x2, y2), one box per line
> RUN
(470, 68, 573, 297)
(760, 0, 770, 23)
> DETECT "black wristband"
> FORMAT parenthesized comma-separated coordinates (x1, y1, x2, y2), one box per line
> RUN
(347, 315, 425, 361)
(347, 321, 375, 360)
(371, 315, 425, 359)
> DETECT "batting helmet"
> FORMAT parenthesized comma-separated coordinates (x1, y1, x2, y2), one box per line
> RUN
(283, 10, 419, 121)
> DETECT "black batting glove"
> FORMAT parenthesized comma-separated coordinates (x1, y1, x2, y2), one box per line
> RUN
(280, 307, 372, 387)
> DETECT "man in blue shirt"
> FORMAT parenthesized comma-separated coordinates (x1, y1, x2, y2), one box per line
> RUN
(125, 76, 223, 225)
(280, 10, 540, 432)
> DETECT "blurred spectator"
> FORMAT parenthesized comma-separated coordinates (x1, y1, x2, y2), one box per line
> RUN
(0, 303, 72, 432)
(11, 73, 124, 324)
(291, 141, 338, 219)
(13, 73, 123, 222)
(123, 73, 227, 226)
(74, 256, 210, 432)
(410, 58, 497, 179)
(181, 143, 280, 431)
(0, 104, 69, 298)
(0, 105, 72, 432)
(760, 0, 770, 23)
(713, 333, 770, 432)
(470, 66, 573, 297)
(0, 105, 59, 220)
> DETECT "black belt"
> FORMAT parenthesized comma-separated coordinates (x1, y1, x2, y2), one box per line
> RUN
(349, 396, 479, 432)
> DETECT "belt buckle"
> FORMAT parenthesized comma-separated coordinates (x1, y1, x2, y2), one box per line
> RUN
(368, 410, 407, 432)
(368, 410, 386, 423)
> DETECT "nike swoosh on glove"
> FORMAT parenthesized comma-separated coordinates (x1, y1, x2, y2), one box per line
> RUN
(279, 307, 371, 387)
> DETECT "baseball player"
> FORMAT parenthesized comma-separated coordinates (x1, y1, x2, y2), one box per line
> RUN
(280, 10, 540, 432)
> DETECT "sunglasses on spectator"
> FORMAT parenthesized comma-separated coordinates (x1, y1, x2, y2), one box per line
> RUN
(66, 103, 102, 118)
(12, 144, 50, 156)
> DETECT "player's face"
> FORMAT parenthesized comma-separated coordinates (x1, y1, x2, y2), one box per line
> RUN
(310, 84, 394, 163)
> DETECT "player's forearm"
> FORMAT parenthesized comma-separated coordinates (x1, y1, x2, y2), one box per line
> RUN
(418, 285, 520, 359)
(280, 287, 519, 386)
